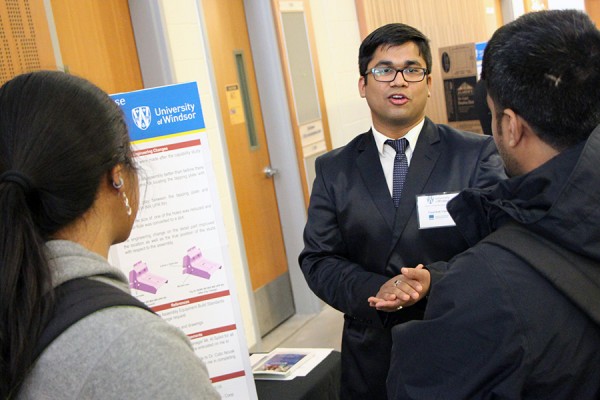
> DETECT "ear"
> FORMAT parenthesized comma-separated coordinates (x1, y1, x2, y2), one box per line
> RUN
(426, 74, 432, 95)
(110, 164, 125, 190)
(502, 108, 524, 148)
(358, 75, 366, 98)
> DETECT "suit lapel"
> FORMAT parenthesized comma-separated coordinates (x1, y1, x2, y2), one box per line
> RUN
(356, 131, 396, 230)
(391, 118, 442, 242)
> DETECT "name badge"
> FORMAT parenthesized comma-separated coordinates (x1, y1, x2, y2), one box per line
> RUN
(416, 192, 459, 229)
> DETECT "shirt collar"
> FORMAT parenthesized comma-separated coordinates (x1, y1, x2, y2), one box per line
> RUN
(372, 118, 425, 156)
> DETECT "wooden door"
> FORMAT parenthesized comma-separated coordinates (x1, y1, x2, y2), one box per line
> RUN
(202, 0, 294, 336)
(586, 0, 600, 24)
(49, 0, 143, 94)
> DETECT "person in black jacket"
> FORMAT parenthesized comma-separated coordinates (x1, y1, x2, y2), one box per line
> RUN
(298, 23, 506, 400)
(388, 10, 600, 399)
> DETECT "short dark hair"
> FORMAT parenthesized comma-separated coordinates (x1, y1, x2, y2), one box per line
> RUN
(482, 10, 600, 149)
(0, 71, 134, 395)
(359, 23, 432, 77)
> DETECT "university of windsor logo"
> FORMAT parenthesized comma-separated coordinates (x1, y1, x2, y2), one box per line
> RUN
(132, 106, 151, 130)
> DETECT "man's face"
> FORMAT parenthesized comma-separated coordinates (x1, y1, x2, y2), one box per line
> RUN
(487, 95, 522, 177)
(359, 42, 431, 138)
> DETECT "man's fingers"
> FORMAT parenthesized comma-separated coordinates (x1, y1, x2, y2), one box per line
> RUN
(396, 277, 422, 294)
(401, 266, 426, 283)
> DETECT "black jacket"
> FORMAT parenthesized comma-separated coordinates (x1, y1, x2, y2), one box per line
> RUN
(300, 118, 506, 400)
(388, 125, 600, 399)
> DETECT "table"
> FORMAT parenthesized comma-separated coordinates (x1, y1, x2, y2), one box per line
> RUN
(254, 350, 341, 400)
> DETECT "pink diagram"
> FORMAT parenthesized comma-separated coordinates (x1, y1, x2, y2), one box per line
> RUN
(183, 246, 222, 279)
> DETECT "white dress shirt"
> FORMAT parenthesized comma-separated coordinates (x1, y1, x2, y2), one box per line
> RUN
(372, 119, 424, 197)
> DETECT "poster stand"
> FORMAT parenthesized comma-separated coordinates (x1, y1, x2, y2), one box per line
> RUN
(109, 82, 257, 399)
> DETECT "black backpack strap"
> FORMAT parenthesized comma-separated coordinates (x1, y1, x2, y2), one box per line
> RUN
(482, 222, 600, 326)
(34, 278, 154, 361)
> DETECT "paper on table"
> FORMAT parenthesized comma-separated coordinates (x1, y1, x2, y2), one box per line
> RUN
(251, 348, 333, 381)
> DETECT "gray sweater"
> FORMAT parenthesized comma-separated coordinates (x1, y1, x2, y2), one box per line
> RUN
(17, 240, 221, 400)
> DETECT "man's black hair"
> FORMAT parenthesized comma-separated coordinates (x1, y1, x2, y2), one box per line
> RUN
(482, 10, 600, 149)
(359, 23, 432, 77)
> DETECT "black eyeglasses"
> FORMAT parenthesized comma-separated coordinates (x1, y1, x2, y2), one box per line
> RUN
(365, 66, 428, 82)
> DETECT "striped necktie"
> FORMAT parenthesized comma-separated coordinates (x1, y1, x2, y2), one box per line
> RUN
(385, 138, 409, 207)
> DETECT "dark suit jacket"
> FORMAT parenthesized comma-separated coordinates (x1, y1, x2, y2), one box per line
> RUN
(299, 118, 507, 400)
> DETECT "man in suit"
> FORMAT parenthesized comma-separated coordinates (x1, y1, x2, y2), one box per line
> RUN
(298, 23, 506, 400)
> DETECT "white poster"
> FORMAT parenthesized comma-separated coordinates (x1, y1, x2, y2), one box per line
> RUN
(109, 82, 257, 399)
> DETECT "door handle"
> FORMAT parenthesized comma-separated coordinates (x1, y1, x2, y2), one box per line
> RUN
(264, 166, 279, 178)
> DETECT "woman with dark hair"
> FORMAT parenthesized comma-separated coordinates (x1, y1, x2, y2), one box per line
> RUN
(0, 71, 219, 399)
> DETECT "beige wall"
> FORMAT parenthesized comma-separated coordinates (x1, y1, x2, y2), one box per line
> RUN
(308, 0, 372, 148)
(158, 0, 259, 348)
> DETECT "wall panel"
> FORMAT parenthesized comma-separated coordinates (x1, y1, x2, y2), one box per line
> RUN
(355, 0, 501, 124)
(0, 0, 56, 86)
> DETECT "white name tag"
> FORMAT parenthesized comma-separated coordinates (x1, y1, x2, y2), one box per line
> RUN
(416, 192, 459, 229)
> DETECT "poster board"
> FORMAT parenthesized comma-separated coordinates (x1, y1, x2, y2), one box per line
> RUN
(439, 41, 486, 133)
(109, 82, 257, 399)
